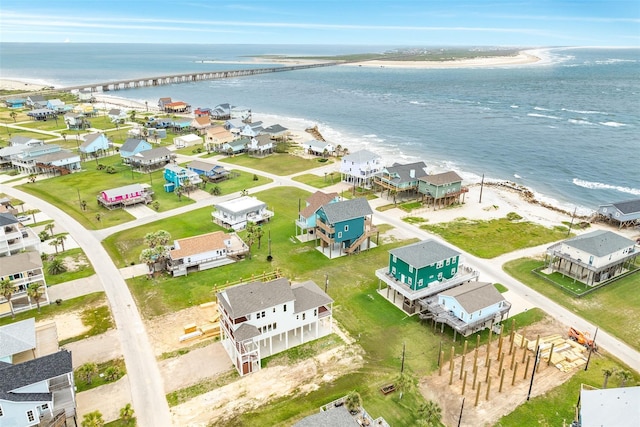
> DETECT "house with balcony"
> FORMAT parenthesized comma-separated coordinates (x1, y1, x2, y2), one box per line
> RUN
(163, 164, 202, 190)
(4, 98, 25, 109)
(418, 171, 468, 209)
(211, 103, 232, 120)
(0, 251, 49, 318)
(305, 140, 334, 157)
(79, 133, 110, 156)
(597, 198, 640, 229)
(129, 147, 174, 171)
(107, 108, 127, 123)
(0, 213, 40, 257)
(261, 124, 289, 141)
(17, 146, 81, 175)
(205, 126, 235, 152)
(221, 138, 250, 155)
(26, 95, 47, 109)
(230, 106, 251, 122)
(163, 101, 190, 113)
(239, 121, 264, 138)
(0, 319, 37, 364)
(315, 197, 377, 257)
(167, 231, 248, 276)
(212, 196, 273, 230)
(119, 138, 152, 161)
(375, 239, 478, 315)
(97, 183, 154, 210)
(194, 107, 211, 118)
(218, 277, 333, 376)
(0, 349, 76, 427)
(190, 116, 212, 134)
(247, 135, 274, 156)
(545, 230, 638, 286)
(295, 191, 340, 240)
(9, 136, 44, 148)
(186, 160, 230, 182)
(340, 149, 383, 188)
(374, 161, 428, 200)
(418, 281, 511, 338)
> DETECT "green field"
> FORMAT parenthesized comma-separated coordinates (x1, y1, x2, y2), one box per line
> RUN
(292, 172, 340, 188)
(43, 247, 96, 285)
(220, 153, 333, 176)
(421, 214, 571, 258)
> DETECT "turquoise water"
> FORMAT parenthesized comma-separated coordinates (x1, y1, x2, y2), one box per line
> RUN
(1, 43, 638, 213)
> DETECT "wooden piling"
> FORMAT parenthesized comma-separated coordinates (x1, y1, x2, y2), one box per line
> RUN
(450, 346, 455, 371)
(497, 335, 504, 361)
(485, 359, 492, 382)
(486, 376, 492, 401)
(547, 343, 555, 367)
(460, 356, 466, 380)
(476, 334, 481, 349)
(510, 347, 516, 370)
(509, 332, 515, 355)
(498, 352, 505, 375)
(449, 360, 455, 385)
(524, 355, 531, 380)
(461, 370, 468, 395)
(475, 382, 482, 407)
(521, 343, 528, 364)
(474, 348, 479, 369)
(472, 365, 478, 391)
(512, 362, 518, 386)
(520, 334, 526, 349)
(499, 368, 506, 393)
(463, 340, 468, 355)
(439, 350, 444, 376)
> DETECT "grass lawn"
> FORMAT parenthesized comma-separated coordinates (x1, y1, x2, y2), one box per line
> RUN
(59, 303, 114, 345)
(292, 172, 340, 188)
(74, 358, 126, 392)
(504, 258, 640, 352)
(17, 154, 201, 229)
(85, 115, 120, 130)
(421, 214, 570, 258)
(3, 129, 58, 142)
(496, 354, 640, 426)
(220, 153, 332, 176)
(15, 119, 67, 132)
(43, 247, 96, 285)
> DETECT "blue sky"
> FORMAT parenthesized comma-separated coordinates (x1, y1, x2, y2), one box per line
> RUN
(1, 0, 638, 46)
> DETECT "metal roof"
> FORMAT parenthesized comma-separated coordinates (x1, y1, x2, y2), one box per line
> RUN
(563, 230, 636, 257)
(0, 318, 36, 360)
(439, 282, 505, 314)
(419, 171, 463, 186)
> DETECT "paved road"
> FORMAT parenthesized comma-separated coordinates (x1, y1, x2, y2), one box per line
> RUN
(1, 185, 173, 427)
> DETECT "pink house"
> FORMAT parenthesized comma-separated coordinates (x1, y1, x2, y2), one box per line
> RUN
(97, 183, 154, 210)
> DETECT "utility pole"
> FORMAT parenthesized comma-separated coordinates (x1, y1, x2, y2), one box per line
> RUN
(324, 274, 329, 293)
(584, 327, 598, 371)
(479, 174, 484, 203)
(400, 342, 406, 374)
(527, 346, 541, 401)
(457, 397, 465, 427)
(567, 207, 577, 236)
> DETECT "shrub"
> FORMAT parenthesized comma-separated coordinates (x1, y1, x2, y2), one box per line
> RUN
(506, 212, 523, 221)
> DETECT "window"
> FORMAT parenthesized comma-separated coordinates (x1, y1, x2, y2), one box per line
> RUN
(273, 323, 277, 330)
(337, 231, 342, 238)
(438, 272, 443, 280)
(27, 410, 35, 422)
(451, 268, 456, 276)
(41, 404, 49, 411)
(344, 225, 349, 232)
(408, 277, 413, 286)
(445, 258, 450, 266)
(391, 267, 396, 275)
(283, 304, 287, 312)
(0, 404, 3, 416)
(273, 307, 276, 313)
(436, 261, 444, 268)
(261, 311, 265, 318)
(302, 313, 306, 320)
(257, 312, 261, 319)
(408, 265, 413, 273)
(392, 255, 396, 263)
(314, 309, 317, 316)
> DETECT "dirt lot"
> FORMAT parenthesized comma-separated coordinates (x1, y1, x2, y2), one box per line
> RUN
(420, 317, 578, 427)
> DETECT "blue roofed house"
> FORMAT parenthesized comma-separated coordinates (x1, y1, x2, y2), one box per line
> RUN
(339, 149, 383, 188)
(45, 99, 70, 113)
(295, 191, 340, 240)
(418, 171, 468, 209)
(546, 230, 638, 286)
(315, 197, 377, 257)
(4, 98, 25, 109)
(119, 138, 152, 162)
(0, 349, 77, 426)
(80, 133, 110, 157)
(597, 198, 640, 229)
(376, 239, 479, 314)
(374, 161, 428, 200)
(163, 164, 202, 189)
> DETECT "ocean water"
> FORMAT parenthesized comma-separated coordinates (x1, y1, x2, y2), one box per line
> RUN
(1, 43, 638, 214)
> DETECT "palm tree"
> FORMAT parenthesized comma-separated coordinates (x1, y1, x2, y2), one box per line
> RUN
(144, 230, 171, 248)
(335, 144, 342, 156)
(9, 111, 17, 122)
(27, 283, 44, 312)
(120, 403, 135, 422)
(129, 110, 136, 122)
(602, 367, 616, 388)
(81, 410, 104, 427)
(49, 239, 59, 254)
(47, 258, 67, 275)
(95, 213, 102, 223)
(77, 362, 99, 385)
(104, 366, 122, 381)
(0, 279, 16, 318)
(57, 234, 67, 252)
(28, 173, 37, 183)
(254, 224, 264, 249)
(25, 209, 39, 223)
(245, 222, 257, 259)
(81, 200, 87, 211)
(175, 186, 184, 201)
(140, 248, 156, 274)
(39, 230, 50, 242)
(210, 186, 221, 196)
(616, 369, 633, 387)
(344, 390, 362, 414)
(395, 372, 415, 400)
(45, 222, 55, 236)
(418, 400, 442, 426)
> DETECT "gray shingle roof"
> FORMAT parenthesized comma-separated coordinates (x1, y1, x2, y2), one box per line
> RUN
(0, 350, 72, 402)
(187, 160, 218, 173)
(382, 161, 428, 184)
(292, 281, 333, 314)
(563, 230, 636, 257)
(234, 323, 260, 342)
(419, 171, 463, 186)
(439, 282, 505, 314)
(612, 199, 640, 215)
(0, 212, 19, 226)
(218, 278, 295, 319)
(0, 318, 36, 360)
(133, 146, 172, 160)
(389, 239, 460, 268)
(300, 191, 339, 218)
(320, 198, 373, 224)
(0, 251, 42, 278)
(262, 124, 288, 134)
(120, 138, 147, 153)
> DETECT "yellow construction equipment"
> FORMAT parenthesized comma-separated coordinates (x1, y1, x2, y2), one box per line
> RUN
(568, 327, 597, 351)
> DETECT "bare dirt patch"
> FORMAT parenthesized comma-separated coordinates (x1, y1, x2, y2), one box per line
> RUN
(62, 254, 89, 271)
(420, 317, 578, 427)
(37, 309, 90, 341)
(170, 343, 365, 426)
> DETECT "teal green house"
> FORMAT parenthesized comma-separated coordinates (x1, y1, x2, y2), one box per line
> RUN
(388, 239, 461, 291)
(417, 171, 467, 209)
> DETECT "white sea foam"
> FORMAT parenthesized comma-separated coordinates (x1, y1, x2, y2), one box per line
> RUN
(561, 108, 608, 115)
(568, 119, 595, 126)
(533, 106, 553, 111)
(528, 113, 560, 120)
(599, 121, 627, 127)
(510, 105, 519, 108)
(573, 178, 640, 196)
(514, 174, 522, 179)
